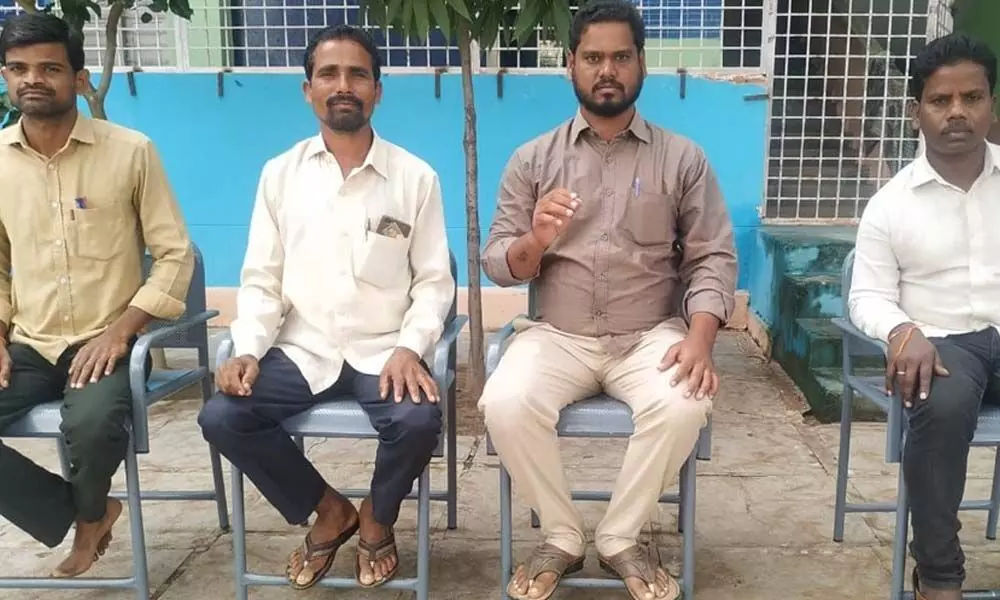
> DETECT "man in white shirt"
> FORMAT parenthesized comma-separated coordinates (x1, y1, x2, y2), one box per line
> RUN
(849, 33, 999, 600)
(197, 25, 454, 591)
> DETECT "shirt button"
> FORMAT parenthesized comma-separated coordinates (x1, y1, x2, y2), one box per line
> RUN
(595, 310, 604, 317)
(55, 240, 63, 247)
(63, 315, 70, 322)
(604, 155, 613, 164)
(59, 276, 68, 284)
(51, 202, 58, 209)
(600, 233, 609, 241)
(598, 273, 607, 280)
(47, 164, 55, 170)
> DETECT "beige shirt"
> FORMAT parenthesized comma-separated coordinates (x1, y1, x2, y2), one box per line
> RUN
(483, 111, 737, 354)
(0, 115, 194, 363)
(229, 133, 455, 394)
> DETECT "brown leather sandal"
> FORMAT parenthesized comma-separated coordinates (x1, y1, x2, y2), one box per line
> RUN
(507, 542, 585, 600)
(598, 544, 680, 600)
(355, 530, 400, 588)
(286, 520, 360, 590)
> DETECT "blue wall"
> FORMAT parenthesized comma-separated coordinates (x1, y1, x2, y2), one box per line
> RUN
(90, 71, 767, 288)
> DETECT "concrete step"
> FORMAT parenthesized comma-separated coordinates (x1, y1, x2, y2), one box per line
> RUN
(759, 226, 857, 275)
(808, 367, 888, 423)
(780, 275, 842, 320)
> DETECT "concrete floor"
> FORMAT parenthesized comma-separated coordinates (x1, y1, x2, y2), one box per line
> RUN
(3, 331, 1000, 599)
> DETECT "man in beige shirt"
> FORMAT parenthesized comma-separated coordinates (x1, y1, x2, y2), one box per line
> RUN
(0, 13, 194, 578)
(480, 2, 737, 599)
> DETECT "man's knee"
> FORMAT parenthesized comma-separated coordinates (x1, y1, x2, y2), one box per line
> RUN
(637, 393, 710, 434)
(481, 377, 538, 437)
(393, 400, 442, 443)
(60, 398, 129, 451)
(198, 394, 247, 446)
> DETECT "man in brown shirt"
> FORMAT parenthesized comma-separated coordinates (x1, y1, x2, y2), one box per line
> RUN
(0, 13, 194, 578)
(479, 2, 736, 599)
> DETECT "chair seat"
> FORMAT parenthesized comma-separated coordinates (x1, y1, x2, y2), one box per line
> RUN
(852, 375, 1000, 444)
(556, 395, 634, 438)
(2, 368, 203, 438)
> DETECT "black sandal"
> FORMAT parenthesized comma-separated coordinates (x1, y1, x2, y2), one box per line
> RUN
(355, 530, 400, 588)
(286, 520, 360, 590)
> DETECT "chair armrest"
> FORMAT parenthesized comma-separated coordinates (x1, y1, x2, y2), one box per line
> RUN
(432, 315, 468, 384)
(486, 317, 523, 377)
(831, 317, 887, 354)
(214, 330, 234, 368)
(128, 309, 219, 454)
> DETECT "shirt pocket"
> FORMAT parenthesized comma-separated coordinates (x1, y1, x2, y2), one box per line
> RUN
(72, 206, 129, 261)
(624, 191, 676, 246)
(353, 231, 410, 289)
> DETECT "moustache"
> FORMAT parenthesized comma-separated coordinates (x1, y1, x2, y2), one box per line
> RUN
(326, 95, 362, 109)
(18, 86, 53, 97)
(593, 80, 623, 92)
(943, 123, 972, 134)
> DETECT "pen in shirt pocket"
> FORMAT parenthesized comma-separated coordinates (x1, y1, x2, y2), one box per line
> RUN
(74, 197, 87, 209)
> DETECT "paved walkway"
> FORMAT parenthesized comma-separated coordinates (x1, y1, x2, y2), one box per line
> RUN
(3, 331, 1000, 599)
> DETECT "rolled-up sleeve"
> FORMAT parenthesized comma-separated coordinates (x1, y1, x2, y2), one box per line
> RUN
(129, 139, 195, 320)
(482, 151, 537, 287)
(676, 147, 737, 324)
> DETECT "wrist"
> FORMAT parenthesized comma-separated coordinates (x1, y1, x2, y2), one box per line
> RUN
(888, 322, 918, 343)
(525, 230, 549, 252)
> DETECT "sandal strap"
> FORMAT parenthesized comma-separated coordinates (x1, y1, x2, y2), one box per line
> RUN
(600, 544, 660, 583)
(359, 532, 397, 562)
(524, 543, 582, 580)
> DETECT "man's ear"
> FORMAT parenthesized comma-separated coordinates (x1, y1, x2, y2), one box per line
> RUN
(74, 68, 91, 95)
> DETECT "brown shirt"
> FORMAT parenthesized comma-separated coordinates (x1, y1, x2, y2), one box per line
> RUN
(0, 115, 194, 363)
(482, 111, 737, 354)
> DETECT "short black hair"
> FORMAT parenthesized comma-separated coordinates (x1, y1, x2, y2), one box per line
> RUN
(303, 24, 381, 82)
(569, 0, 645, 54)
(909, 32, 997, 101)
(0, 12, 85, 72)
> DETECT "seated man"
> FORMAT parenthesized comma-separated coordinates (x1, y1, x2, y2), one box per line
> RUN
(479, 2, 737, 599)
(0, 13, 194, 577)
(198, 24, 454, 591)
(849, 33, 1000, 600)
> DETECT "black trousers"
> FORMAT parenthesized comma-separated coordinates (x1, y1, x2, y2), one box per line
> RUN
(905, 328, 1000, 590)
(0, 343, 134, 548)
(199, 348, 441, 527)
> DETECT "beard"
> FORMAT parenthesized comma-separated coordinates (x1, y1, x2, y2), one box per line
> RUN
(15, 88, 75, 119)
(573, 75, 643, 118)
(324, 95, 368, 133)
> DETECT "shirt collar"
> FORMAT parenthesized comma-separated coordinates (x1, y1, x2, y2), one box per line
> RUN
(306, 130, 389, 178)
(908, 141, 1000, 190)
(569, 109, 652, 145)
(0, 111, 95, 147)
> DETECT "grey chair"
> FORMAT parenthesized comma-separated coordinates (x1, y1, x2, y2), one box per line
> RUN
(0, 244, 229, 599)
(485, 288, 712, 599)
(832, 248, 1000, 600)
(223, 251, 465, 600)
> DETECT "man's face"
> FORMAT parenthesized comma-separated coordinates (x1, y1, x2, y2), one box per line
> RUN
(1, 42, 83, 119)
(568, 21, 645, 118)
(304, 39, 381, 134)
(914, 59, 996, 157)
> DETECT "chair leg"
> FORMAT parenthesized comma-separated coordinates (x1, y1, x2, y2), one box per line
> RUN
(833, 383, 855, 543)
(209, 445, 230, 532)
(416, 467, 431, 600)
(231, 462, 250, 600)
(124, 445, 150, 600)
(680, 452, 697, 600)
(500, 464, 513, 600)
(678, 464, 687, 534)
(987, 448, 1000, 541)
(890, 463, 909, 600)
(530, 509, 540, 529)
(447, 399, 458, 531)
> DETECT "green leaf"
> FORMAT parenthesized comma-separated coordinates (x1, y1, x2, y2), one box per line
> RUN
(550, 1, 571, 49)
(428, 0, 451, 36)
(167, 0, 193, 20)
(474, 2, 505, 51)
(445, 0, 471, 22)
(412, 0, 431, 41)
(386, 0, 404, 24)
(364, 0, 389, 29)
(513, 0, 544, 47)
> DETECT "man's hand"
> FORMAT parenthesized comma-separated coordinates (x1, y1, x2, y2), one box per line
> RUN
(885, 324, 949, 408)
(215, 355, 260, 397)
(531, 188, 579, 249)
(379, 348, 438, 404)
(0, 341, 10, 389)
(658, 336, 719, 400)
(68, 331, 130, 389)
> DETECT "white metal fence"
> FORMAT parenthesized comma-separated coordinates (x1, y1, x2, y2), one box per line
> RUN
(764, 0, 939, 221)
(0, 0, 768, 73)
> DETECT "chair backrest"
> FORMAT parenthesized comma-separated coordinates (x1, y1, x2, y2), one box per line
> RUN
(142, 243, 209, 350)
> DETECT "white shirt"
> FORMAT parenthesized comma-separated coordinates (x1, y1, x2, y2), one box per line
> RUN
(849, 142, 1000, 343)
(229, 133, 455, 393)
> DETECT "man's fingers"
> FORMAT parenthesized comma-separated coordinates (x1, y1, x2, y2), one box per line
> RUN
(419, 372, 439, 403)
(74, 351, 100, 388)
(379, 372, 390, 400)
(901, 360, 919, 408)
(685, 364, 705, 397)
(658, 344, 681, 372)
(917, 358, 934, 405)
(241, 362, 259, 395)
(934, 357, 950, 377)
(884, 358, 897, 395)
(392, 372, 406, 403)
(403, 372, 421, 403)
(709, 372, 720, 397)
(0, 357, 11, 388)
(670, 357, 694, 387)
(696, 368, 714, 399)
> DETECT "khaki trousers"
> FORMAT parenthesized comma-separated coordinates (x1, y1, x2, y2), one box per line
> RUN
(479, 318, 712, 557)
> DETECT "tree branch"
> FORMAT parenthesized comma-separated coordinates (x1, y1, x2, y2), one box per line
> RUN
(96, 2, 125, 106)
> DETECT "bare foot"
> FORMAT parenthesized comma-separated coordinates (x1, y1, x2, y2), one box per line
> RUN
(355, 496, 398, 587)
(286, 488, 359, 589)
(508, 564, 560, 599)
(623, 567, 676, 599)
(51, 498, 122, 578)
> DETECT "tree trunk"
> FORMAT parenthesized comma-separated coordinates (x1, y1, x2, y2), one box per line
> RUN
(457, 21, 485, 397)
